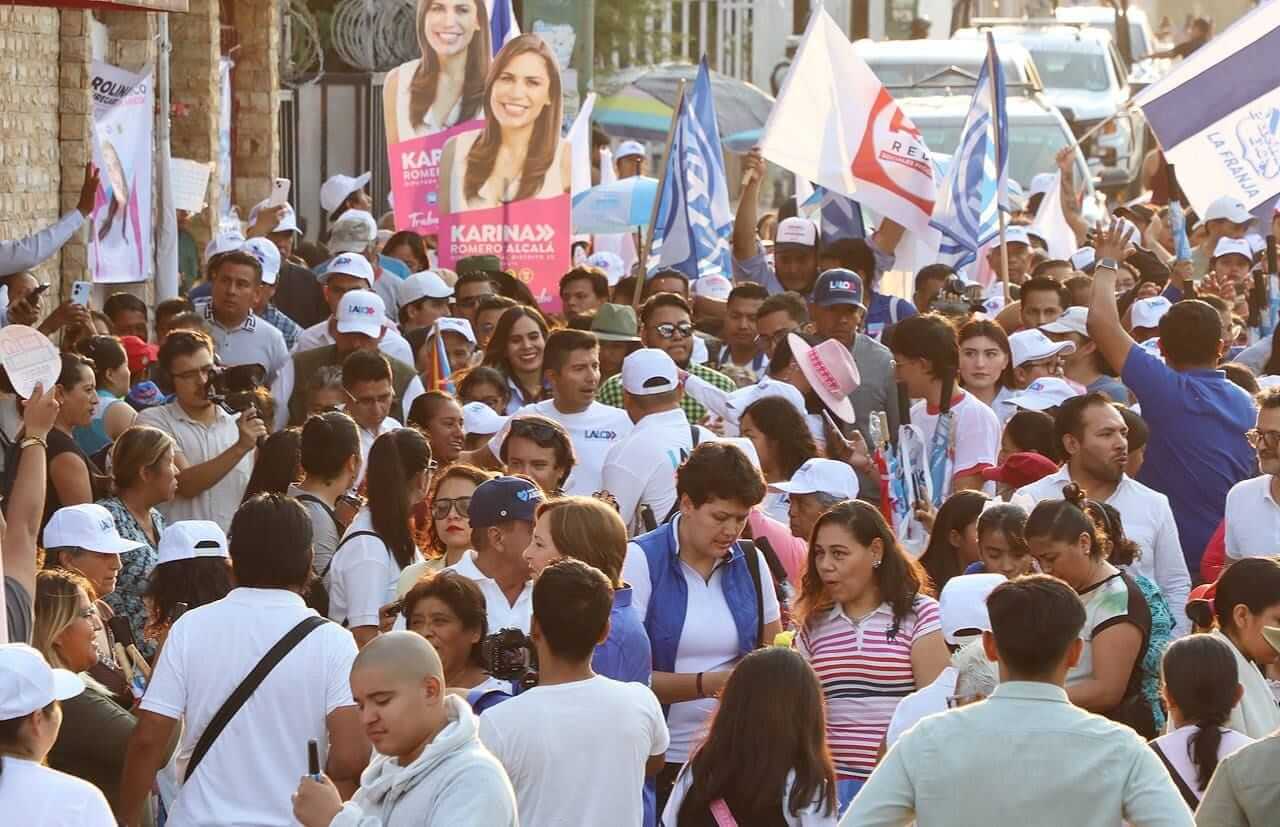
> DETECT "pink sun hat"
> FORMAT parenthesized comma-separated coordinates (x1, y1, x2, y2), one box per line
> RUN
(787, 333, 860, 424)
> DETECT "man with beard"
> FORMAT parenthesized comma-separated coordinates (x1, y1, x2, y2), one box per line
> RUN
(1225, 387, 1280, 567)
(1015, 393, 1190, 634)
(596, 294, 735, 424)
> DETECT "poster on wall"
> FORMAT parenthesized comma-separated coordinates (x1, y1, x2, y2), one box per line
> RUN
(89, 61, 154, 284)
(436, 33, 571, 312)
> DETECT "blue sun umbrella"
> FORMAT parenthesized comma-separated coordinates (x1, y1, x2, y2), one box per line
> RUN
(571, 177, 659, 235)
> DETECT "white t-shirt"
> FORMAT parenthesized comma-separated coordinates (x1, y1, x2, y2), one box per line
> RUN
(909, 389, 1000, 495)
(1151, 725, 1254, 799)
(1225, 475, 1280, 562)
(600, 407, 712, 536)
(140, 587, 358, 826)
(327, 509, 422, 629)
(490, 400, 634, 495)
(0, 756, 115, 826)
(479, 675, 669, 827)
(447, 550, 533, 634)
(885, 666, 958, 748)
(353, 416, 400, 492)
(662, 765, 837, 827)
(623, 518, 783, 762)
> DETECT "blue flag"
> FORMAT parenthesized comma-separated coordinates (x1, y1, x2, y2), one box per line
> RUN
(800, 183, 865, 242)
(648, 58, 734, 281)
(929, 34, 1008, 269)
(490, 0, 519, 52)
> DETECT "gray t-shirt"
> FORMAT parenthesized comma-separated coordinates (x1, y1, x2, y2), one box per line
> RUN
(288, 484, 342, 575)
(6, 575, 32, 643)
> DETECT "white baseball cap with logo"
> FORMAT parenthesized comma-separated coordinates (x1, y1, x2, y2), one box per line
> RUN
(434, 316, 477, 345)
(1131, 296, 1173, 329)
(398, 270, 454, 306)
(240, 238, 282, 286)
(1003, 225, 1031, 247)
(692, 274, 733, 301)
(248, 199, 300, 234)
(768, 458, 860, 500)
(328, 210, 379, 255)
(1007, 377, 1084, 412)
(1212, 236, 1254, 263)
(320, 253, 375, 287)
(775, 217, 819, 249)
(1199, 195, 1254, 228)
(621, 348, 679, 396)
(320, 172, 371, 213)
(938, 574, 1004, 645)
(0, 643, 84, 720)
(336, 290, 388, 339)
(43, 503, 147, 554)
(1009, 329, 1075, 368)
(1029, 173, 1057, 198)
(157, 520, 230, 567)
(462, 401, 508, 436)
(1040, 306, 1089, 337)
(204, 232, 246, 265)
(616, 140, 646, 161)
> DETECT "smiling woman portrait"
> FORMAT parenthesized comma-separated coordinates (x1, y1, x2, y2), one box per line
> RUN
(440, 34, 572, 214)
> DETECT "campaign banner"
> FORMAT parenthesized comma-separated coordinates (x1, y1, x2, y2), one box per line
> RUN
(387, 121, 483, 232)
(89, 62, 154, 284)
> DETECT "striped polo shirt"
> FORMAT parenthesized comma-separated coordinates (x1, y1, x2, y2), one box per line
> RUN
(798, 595, 941, 780)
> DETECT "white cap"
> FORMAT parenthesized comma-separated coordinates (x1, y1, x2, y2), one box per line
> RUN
(398, 270, 454, 306)
(328, 210, 379, 254)
(1200, 195, 1254, 227)
(240, 238, 281, 285)
(1009, 329, 1075, 368)
(335, 290, 387, 338)
(434, 316, 476, 345)
(692, 274, 733, 301)
(724, 380, 809, 426)
(43, 504, 147, 554)
(248, 199, 300, 234)
(1003, 225, 1031, 247)
(616, 140, 645, 161)
(1131, 296, 1173, 329)
(1247, 233, 1267, 255)
(621, 348, 679, 396)
(320, 172, 371, 213)
(156, 520, 230, 566)
(1040, 306, 1088, 337)
(939, 574, 1004, 645)
(1069, 247, 1096, 271)
(585, 251, 626, 286)
(0, 644, 84, 720)
(462, 400, 508, 436)
(320, 253, 375, 286)
(1007, 376, 1083, 412)
(769, 458, 860, 500)
(204, 232, 245, 264)
(775, 217, 819, 248)
(1029, 173, 1056, 197)
(1213, 236, 1254, 263)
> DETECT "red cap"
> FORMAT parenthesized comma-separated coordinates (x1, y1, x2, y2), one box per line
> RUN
(120, 335, 158, 376)
(1187, 582, 1216, 605)
(981, 452, 1060, 489)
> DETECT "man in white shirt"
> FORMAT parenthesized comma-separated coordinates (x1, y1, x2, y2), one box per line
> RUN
(845, 575, 1194, 827)
(119, 495, 368, 827)
(291, 248, 415, 366)
(137, 330, 265, 531)
(396, 269, 454, 333)
(1008, 328, 1075, 390)
(1015, 393, 1191, 634)
(480, 559, 668, 827)
(602, 348, 710, 535)
(1225, 386, 1280, 564)
(447, 476, 541, 634)
(194, 243, 289, 380)
(484, 329, 633, 495)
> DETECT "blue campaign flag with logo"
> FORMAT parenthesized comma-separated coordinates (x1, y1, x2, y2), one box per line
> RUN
(929, 34, 1008, 269)
(800, 184, 866, 242)
(648, 57, 734, 281)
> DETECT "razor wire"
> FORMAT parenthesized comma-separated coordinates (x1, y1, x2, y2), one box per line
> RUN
(281, 0, 325, 85)
(330, 0, 420, 74)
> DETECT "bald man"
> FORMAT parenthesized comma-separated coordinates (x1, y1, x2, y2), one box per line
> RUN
(293, 632, 518, 827)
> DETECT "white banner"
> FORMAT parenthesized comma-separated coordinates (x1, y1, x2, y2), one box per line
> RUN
(89, 62, 154, 284)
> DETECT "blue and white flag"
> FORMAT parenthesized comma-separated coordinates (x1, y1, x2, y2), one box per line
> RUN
(798, 182, 866, 242)
(928, 34, 1008, 269)
(648, 58, 734, 280)
(1134, 2, 1280, 216)
(488, 0, 520, 52)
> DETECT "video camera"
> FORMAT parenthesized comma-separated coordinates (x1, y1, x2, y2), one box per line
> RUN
(929, 276, 989, 318)
(205, 362, 268, 419)
(480, 627, 538, 691)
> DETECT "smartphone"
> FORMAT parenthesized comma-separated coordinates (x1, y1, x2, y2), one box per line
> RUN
(70, 280, 92, 307)
(267, 178, 291, 208)
(307, 739, 321, 780)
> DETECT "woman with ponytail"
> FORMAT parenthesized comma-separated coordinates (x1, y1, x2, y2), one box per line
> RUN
(1208, 556, 1280, 738)
(1149, 635, 1253, 807)
(326, 428, 434, 647)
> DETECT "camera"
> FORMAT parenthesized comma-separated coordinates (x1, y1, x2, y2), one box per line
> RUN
(929, 276, 989, 318)
(205, 362, 267, 418)
(480, 627, 538, 690)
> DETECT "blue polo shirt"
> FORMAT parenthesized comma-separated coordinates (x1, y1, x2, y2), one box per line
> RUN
(1122, 344, 1256, 573)
(865, 291, 917, 340)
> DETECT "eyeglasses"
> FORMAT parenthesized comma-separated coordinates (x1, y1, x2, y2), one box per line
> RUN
(755, 327, 798, 348)
(431, 496, 472, 520)
(346, 391, 394, 407)
(171, 364, 214, 383)
(454, 296, 486, 309)
(1247, 429, 1280, 449)
(652, 321, 694, 340)
(510, 419, 562, 442)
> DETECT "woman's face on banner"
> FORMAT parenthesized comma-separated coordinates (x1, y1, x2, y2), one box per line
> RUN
(491, 52, 551, 131)
(425, 0, 479, 59)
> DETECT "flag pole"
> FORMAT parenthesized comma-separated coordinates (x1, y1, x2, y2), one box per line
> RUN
(987, 34, 1011, 304)
(634, 79, 687, 309)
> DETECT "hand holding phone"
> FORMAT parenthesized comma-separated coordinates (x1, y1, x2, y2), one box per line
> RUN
(268, 178, 291, 208)
(70, 281, 92, 308)
(308, 739, 321, 780)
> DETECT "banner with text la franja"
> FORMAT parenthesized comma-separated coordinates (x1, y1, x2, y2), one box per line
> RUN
(89, 61, 154, 284)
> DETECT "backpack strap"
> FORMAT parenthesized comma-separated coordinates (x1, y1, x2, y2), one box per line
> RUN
(294, 493, 341, 532)
(739, 539, 765, 647)
(1149, 740, 1201, 810)
(322, 530, 380, 579)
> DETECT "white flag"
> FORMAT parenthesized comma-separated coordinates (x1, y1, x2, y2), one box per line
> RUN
(567, 93, 597, 198)
(1029, 172, 1077, 260)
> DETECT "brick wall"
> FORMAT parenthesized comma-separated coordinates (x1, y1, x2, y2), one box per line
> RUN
(169, 0, 220, 250)
(230, 0, 280, 213)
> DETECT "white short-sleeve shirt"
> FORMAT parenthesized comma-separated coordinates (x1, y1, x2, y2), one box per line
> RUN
(447, 550, 533, 634)
(490, 399, 634, 495)
(137, 402, 253, 532)
(0, 757, 115, 826)
(326, 509, 422, 629)
(1225, 475, 1280, 562)
(601, 407, 711, 536)
(909, 389, 1000, 488)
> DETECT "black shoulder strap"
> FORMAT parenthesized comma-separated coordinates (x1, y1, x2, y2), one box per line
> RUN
(294, 493, 339, 525)
(739, 539, 765, 648)
(321, 530, 380, 578)
(1149, 740, 1201, 810)
(689, 425, 701, 449)
(183, 615, 328, 781)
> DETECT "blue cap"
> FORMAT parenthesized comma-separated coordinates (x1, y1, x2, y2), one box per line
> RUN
(812, 269, 866, 309)
(468, 476, 543, 527)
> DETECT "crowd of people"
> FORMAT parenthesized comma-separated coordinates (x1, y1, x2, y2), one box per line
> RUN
(1, 93, 1280, 826)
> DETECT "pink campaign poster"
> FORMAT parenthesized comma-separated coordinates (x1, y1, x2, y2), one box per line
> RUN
(387, 121, 482, 232)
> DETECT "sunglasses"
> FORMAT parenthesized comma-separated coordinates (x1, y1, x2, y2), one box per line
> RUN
(431, 496, 471, 520)
(652, 321, 694, 340)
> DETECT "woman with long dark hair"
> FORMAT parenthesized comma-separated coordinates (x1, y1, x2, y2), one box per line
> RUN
(240, 428, 302, 501)
(795, 500, 948, 811)
(740, 395, 818, 523)
(1209, 556, 1280, 737)
(969, 502, 1034, 578)
(382, 0, 491, 143)
(1149, 635, 1253, 807)
(481, 305, 549, 412)
(918, 490, 989, 594)
(327, 428, 433, 647)
(663, 648, 838, 826)
(72, 335, 135, 460)
(958, 319, 1015, 415)
(441, 34, 571, 213)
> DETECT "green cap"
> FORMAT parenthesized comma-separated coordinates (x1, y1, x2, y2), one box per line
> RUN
(457, 255, 503, 275)
(590, 304, 641, 342)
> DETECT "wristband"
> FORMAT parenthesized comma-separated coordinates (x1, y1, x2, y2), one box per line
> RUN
(1097, 257, 1119, 271)
(695, 672, 705, 699)
(19, 435, 47, 450)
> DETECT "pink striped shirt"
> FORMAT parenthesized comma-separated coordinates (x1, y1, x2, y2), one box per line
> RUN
(797, 595, 941, 779)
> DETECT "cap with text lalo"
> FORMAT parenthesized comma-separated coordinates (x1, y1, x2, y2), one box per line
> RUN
(769, 458, 860, 500)
(1003, 225, 1031, 248)
(938, 574, 1004, 645)
(328, 210, 379, 255)
(0, 644, 84, 720)
(774, 217, 818, 250)
(320, 171, 371, 213)
(812, 269, 866, 310)
(43, 504, 147, 554)
(434, 315, 477, 345)
(622, 348, 679, 396)
(468, 475, 544, 527)
(336, 290, 387, 339)
(157, 520, 229, 567)
(320, 253, 375, 287)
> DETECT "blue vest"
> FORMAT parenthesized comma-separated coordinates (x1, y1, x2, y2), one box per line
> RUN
(632, 519, 759, 675)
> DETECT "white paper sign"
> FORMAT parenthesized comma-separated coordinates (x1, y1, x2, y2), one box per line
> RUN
(0, 326, 61, 399)
(170, 158, 212, 213)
